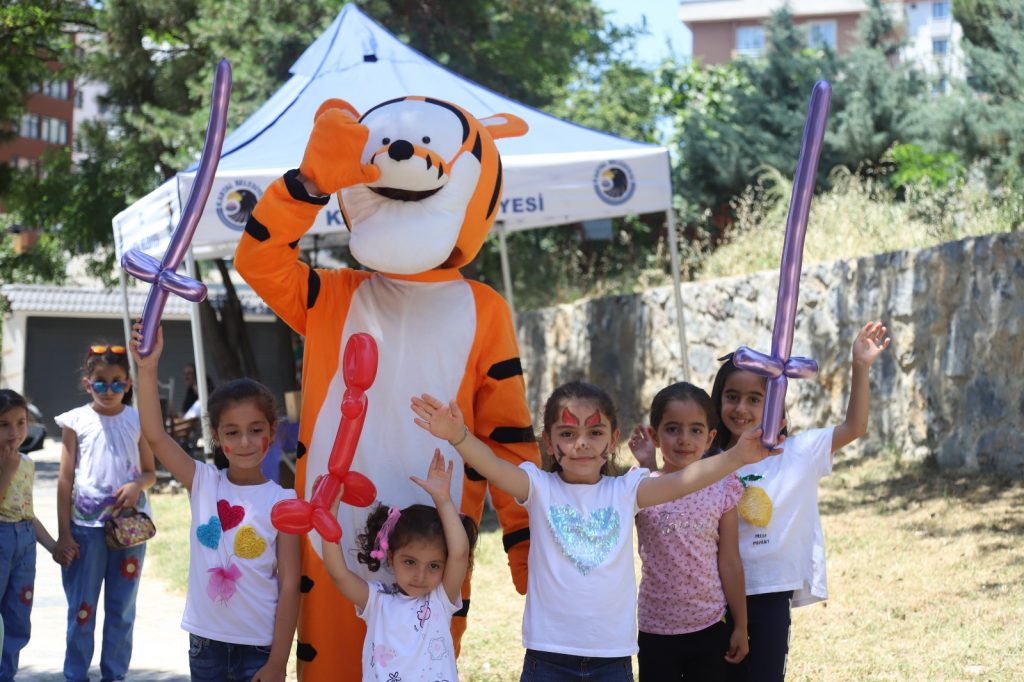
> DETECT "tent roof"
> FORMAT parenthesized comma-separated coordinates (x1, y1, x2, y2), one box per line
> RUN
(211, 4, 658, 171)
(114, 3, 672, 261)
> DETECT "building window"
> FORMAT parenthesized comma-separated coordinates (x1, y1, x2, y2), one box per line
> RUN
(807, 20, 837, 50)
(736, 25, 765, 57)
(932, 1, 950, 19)
(20, 113, 40, 139)
(75, 89, 84, 108)
(41, 117, 68, 144)
(933, 39, 949, 55)
(42, 80, 70, 99)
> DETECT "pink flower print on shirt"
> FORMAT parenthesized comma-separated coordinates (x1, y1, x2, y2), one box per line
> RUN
(417, 599, 432, 629)
(428, 636, 448, 661)
(206, 563, 243, 604)
(372, 643, 396, 668)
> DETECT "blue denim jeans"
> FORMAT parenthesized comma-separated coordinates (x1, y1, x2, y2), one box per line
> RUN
(521, 649, 634, 681)
(0, 520, 36, 682)
(188, 634, 272, 681)
(61, 525, 146, 682)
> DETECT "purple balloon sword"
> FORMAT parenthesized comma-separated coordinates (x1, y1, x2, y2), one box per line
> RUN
(122, 59, 232, 356)
(733, 80, 832, 448)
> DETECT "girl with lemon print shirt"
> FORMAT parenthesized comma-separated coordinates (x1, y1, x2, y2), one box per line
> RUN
(712, 322, 891, 682)
(131, 324, 299, 682)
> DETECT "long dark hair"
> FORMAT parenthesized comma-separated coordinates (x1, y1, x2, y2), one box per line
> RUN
(649, 382, 718, 432)
(356, 502, 479, 573)
(541, 380, 619, 476)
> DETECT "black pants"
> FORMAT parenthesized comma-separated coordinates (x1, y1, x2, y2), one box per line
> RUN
(637, 619, 730, 681)
(725, 591, 793, 682)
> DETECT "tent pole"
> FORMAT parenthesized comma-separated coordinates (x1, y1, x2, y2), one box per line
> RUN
(665, 210, 692, 382)
(497, 221, 517, 324)
(185, 248, 214, 459)
(118, 268, 136, 380)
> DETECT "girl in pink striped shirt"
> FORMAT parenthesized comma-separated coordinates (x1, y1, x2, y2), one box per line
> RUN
(629, 382, 748, 681)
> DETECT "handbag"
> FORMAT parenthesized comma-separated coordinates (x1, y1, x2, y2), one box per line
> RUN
(104, 508, 156, 550)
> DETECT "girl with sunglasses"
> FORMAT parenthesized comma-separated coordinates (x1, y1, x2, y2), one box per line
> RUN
(53, 343, 156, 682)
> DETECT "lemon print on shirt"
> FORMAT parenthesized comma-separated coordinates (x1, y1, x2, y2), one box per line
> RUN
(738, 474, 773, 527)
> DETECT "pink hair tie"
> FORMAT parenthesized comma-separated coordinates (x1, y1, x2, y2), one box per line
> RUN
(370, 506, 401, 560)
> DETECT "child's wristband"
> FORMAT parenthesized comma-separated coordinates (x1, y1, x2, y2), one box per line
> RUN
(448, 426, 469, 447)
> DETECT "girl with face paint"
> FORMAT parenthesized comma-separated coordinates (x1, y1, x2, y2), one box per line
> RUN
(412, 380, 782, 681)
(130, 323, 300, 682)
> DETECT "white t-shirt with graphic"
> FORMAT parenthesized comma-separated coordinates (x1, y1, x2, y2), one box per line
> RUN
(181, 461, 296, 645)
(735, 427, 834, 607)
(358, 580, 461, 682)
(517, 462, 649, 657)
(54, 404, 151, 526)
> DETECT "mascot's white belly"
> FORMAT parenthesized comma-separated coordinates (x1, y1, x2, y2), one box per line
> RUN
(305, 274, 475, 578)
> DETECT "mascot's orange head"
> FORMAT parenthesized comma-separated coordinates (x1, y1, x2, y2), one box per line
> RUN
(329, 96, 527, 275)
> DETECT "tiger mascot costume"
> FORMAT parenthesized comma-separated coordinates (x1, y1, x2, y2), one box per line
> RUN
(235, 96, 539, 680)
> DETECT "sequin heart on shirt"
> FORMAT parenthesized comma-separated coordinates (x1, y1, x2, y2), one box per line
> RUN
(547, 505, 620, 575)
(217, 500, 245, 530)
(196, 516, 222, 549)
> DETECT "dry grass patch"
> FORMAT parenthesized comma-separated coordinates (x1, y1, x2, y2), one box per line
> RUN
(148, 487, 191, 594)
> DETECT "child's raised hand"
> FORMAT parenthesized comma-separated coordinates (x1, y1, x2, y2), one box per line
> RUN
(734, 422, 786, 464)
(852, 320, 890, 368)
(627, 425, 658, 470)
(410, 394, 465, 443)
(129, 320, 164, 368)
(410, 449, 454, 505)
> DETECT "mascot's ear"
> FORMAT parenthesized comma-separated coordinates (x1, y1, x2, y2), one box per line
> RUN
(478, 113, 529, 140)
(314, 98, 361, 122)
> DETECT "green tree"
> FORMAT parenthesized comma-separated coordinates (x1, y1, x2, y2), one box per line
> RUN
(829, 0, 928, 168)
(662, 8, 838, 226)
(0, 1, 92, 144)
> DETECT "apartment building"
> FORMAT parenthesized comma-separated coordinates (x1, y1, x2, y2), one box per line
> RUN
(0, 74, 74, 171)
(679, 0, 962, 78)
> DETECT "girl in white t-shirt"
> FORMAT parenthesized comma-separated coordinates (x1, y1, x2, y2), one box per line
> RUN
(413, 380, 780, 681)
(54, 342, 156, 682)
(131, 324, 299, 682)
(713, 321, 890, 682)
(627, 382, 747, 680)
(321, 450, 478, 682)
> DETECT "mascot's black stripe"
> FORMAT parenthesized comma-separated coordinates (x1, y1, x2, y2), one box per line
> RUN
(502, 527, 530, 552)
(424, 97, 470, 141)
(471, 132, 482, 162)
(487, 357, 523, 381)
(453, 599, 470, 618)
(306, 268, 321, 309)
(300, 575, 314, 593)
(486, 159, 503, 219)
(489, 426, 535, 444)
(296, 642, 317, 662)
(244, 216, 270, 242)
(465, 466, 485, 482)
(288, 239, 299, 250)
(359, 96, 408, 121)
(284, 168, 329, 205)
(296, 441, 306, 459)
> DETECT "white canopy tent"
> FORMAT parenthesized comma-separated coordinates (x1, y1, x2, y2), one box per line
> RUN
(112, 3, 693, 411)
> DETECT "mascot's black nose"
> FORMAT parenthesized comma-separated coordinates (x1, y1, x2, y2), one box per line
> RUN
(388, 140, 415, 161)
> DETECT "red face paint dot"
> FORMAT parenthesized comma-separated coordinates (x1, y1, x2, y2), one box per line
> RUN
(261, 436, 269, 452)
(222, 445, 231, 455)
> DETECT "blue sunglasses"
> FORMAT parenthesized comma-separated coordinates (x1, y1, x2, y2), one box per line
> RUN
(90, 380, 128, 394)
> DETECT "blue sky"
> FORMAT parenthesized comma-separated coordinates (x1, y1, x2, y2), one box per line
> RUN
(597, 0, 694, 65)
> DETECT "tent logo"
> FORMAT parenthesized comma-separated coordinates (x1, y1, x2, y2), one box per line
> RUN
(215, 180, 263, 231)
(593, 161, 635, 205)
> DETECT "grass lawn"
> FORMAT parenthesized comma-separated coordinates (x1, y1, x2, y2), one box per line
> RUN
(147, 454, 1023, 680)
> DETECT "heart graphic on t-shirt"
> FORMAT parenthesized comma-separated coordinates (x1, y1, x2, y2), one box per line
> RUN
(547, 504, 620, 576)
(217, 500, 245, 530)
(196, 516, 222, 549)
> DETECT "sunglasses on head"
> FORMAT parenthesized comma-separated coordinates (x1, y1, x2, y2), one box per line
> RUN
(90, 380, 128, 394)
(89, 345, 126, 356)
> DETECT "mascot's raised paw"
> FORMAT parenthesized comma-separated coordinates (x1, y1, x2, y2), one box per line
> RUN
(300, 99, 381, 194)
